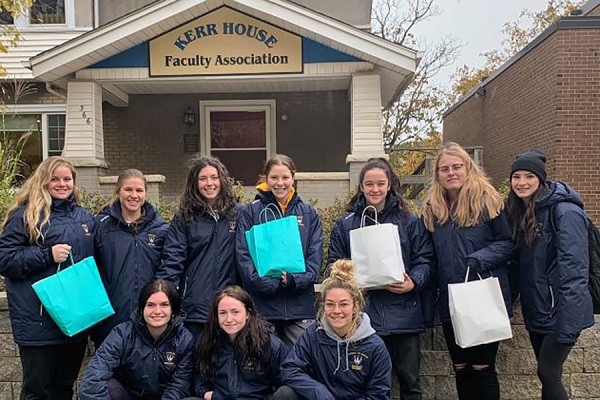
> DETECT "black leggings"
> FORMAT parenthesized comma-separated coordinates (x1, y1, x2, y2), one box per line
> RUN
(442, 322, 500, 400)
(529, 332, 574, 400)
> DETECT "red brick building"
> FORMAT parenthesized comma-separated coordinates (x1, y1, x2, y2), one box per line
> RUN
(443, 0, 600, 222)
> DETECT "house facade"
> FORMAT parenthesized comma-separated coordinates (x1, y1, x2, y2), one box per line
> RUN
(5, 0, 419, 206)
(443, 0, 600, 222)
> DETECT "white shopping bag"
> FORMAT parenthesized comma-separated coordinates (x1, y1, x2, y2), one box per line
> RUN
(350, 206, 405, 289)
(448, 266, 512, 348)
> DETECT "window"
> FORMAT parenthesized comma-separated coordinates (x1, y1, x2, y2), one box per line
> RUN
(30, 0, 65, 24)
(200, 101, 276, 185)
(47, 114, 65, 157)
(0, 114, 42, 179)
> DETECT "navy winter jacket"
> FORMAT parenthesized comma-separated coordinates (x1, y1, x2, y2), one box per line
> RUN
(194, 333, 289, 399)
(79, 316, 195, 400)
(236, 191, 322, 320)
(281, 314, 392, 400)
(157, 206, 241, 323)
(516, 181, 594, 344)
(429, 207, 513, 323)
(0, 197, 94, 345)
(93, 201, 169, 345)
(327, 193, 435, 334)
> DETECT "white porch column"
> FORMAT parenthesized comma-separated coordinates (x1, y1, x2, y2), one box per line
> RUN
(346, 73, 387, 188)
(65, 81, 108, 191)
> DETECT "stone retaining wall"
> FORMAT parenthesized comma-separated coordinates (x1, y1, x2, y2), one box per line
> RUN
(0, 293, 598, 399)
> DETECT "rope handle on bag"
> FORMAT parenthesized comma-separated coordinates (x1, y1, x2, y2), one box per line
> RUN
(464, 265, 484, 283)
(259, 203, 283, 223)
(360, 205, 379, 228)
(57, 252, 75, 273)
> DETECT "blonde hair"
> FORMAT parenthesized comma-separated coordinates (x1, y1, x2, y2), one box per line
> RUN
(422, 142, 503, 231)
(319, 259, 365, 339)
(103, 169, 147, 211)
(2, 156, 80, 244)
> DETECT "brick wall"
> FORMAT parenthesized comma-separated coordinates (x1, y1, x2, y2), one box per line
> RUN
(0, 293, 599, 399)
(444, 23, 600, 223)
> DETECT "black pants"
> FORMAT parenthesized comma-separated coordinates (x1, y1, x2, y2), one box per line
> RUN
(529, 332, 574, 400)
(442, 322, 500, 400)
(19, 342, 87, 400)
(382, 333, 421, 400)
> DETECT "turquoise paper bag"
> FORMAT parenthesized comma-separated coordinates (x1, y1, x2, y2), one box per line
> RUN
(32, 255, 114, 337)
(245, 206, 306, 278)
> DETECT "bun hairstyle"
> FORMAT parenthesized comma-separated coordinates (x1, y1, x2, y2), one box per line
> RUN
(319, 259, 365, 337)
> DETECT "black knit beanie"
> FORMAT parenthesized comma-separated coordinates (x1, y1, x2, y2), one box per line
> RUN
(510, 149, 547, 184)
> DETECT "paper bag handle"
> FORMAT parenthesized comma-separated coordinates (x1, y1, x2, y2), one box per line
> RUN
(57, 252, 75, 273)
(464, 265, 483, 283)
(360, 205, 379, 228)
(259, 204, 283, 223)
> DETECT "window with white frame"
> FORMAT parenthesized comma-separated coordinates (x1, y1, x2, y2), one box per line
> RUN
(200, 100, 276, 185)
(30, 0, 65, 24)
(47, 114, 65, 157)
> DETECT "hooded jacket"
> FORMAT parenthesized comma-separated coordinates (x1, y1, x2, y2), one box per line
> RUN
(157, 205, 241, 323)
(327, 193, 435, 333)
(428, 205, 513, 323)
(93, 201, 169, 345)
(79, 315, 195, 400)
(516, 181, 594, 343)
(281, 313, 391, 400)
(0, 196, 94, 345)
(236, 190, 322, 320)
(194, 333, 289, 399)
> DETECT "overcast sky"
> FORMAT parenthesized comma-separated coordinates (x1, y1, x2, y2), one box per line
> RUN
(411, 0, 551, 87)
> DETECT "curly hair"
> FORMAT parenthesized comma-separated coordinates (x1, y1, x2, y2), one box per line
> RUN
(177, 156, 236, 222)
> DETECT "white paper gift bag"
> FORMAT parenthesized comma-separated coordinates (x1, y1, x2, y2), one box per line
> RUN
(448, 266, 513, 348)
(350, 205, 405, 289)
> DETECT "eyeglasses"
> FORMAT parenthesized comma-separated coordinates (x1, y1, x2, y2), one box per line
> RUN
(437, 163, 465, 174)
(324, 301, 353, 311)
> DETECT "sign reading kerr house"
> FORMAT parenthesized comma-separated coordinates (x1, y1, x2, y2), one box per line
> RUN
(149, 6, 302, 76)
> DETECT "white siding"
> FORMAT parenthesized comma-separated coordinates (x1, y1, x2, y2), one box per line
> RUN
(350, 73, 383, 156)
(64, 81, 104, 160)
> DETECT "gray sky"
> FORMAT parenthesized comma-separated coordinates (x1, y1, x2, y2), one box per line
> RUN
(412, 0, 550, 87)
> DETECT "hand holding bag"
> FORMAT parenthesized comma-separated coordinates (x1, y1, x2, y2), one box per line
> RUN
(32, 254, 114, 337)
(448, 266, 513, 348)
(350, 205, 405, 288)
(245, 205, 306, 278)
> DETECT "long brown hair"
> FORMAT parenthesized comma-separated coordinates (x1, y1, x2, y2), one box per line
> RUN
(2, 156, 80, 244)
(506, 184, 548, 247)
(196, 286, 271, 381)
(423, 142, 503, 231)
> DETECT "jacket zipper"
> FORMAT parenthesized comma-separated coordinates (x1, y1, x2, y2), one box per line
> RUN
(549, 285, 555, 309)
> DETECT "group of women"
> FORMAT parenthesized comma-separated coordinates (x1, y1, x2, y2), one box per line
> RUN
(0, 141, 593, 400)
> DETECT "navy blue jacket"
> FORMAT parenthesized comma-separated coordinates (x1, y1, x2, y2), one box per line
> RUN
(516, 181, 594, 343)
(194, 333, 289, 399)
(79, 316, 195, 400)
(328, 194, 435, 334)
(0, 197, 94, 345)
(236, 191, 322, 320)
(92, 201, 169, 346)
(281, 314, 391, 400)
(429, 207, 513, 323)
(157, 206, 241, 323)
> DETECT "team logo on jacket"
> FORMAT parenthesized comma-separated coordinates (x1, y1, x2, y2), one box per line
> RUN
(228, 220, 237, 233)
(147, 233, 157, 247)
(297, 215, 304, 226)
(349, 351, 369, 371)
(164, 351, 176, 366)
(81, 223, 91, 236)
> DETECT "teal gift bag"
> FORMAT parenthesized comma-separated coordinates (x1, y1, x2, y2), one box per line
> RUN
(245, 205, 306, 278)
(32, 255, 114, 337)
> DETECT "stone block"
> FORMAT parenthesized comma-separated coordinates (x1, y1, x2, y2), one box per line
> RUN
(579, 322, 600, 348)
(432, 326, 447, 351)
(421, 375, 435, 400)
(434, 375, 457, 399)
(0, 382, 12, 400)
(498, 374, 541, 399)
(499, 324, 531, 350)
(571, 373, 600, 398)
(0, 312, 12, 334)
(0, 334, 17, 357)
(584, 346, 600, 372)
(564, 348, 584, 373)
(0, 357, 22, 381)
(421, 329, 433, 350)
(421, 350, 452, 376)
(497, 349, 537, 374)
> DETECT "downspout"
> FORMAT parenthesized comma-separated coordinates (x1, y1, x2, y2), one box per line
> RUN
(94, 0, 99, 27)
(45, 83, 67, 100)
